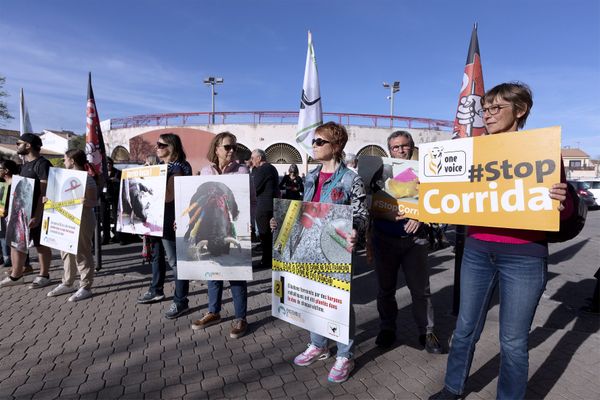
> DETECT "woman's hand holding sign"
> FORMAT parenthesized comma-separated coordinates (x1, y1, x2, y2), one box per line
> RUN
(550, 182, 568, 211)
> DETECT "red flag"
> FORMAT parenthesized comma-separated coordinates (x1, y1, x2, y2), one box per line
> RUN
(85, 72, 108, 182)
(452, 24, 486, 138)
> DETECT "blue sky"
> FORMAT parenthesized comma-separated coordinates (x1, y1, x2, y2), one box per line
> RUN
(1, 0, 599, 156)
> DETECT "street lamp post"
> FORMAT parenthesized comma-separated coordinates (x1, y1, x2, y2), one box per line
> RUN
(204, 76, 224, 124)
(382, 81, 400, 125)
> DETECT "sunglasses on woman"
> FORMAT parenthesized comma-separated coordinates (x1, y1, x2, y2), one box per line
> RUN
(220, 144, 238, 152)
(156, 142, 169, 149)
(312, 138, 330, 147)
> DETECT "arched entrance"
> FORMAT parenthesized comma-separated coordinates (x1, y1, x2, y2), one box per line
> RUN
(265, 143, 302, 164)
(357, 145, 388, 158)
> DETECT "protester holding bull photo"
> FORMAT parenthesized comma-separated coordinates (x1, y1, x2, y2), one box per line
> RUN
(430, 82, 572, 400)
(137, 133, 193, 319)
(190, 131, 252, 339)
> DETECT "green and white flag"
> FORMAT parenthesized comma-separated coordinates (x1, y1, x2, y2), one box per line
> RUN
(19, 88, 33, 134)
(296, 31, 322, 158)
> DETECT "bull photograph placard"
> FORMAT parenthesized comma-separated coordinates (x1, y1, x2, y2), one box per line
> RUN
(5, 175, 34, 253)
(272, 199, 353, 345)
(40, 168, 88, 254)
(418, 126, 561, 230)
(175, 175, 252, 281)
(358, 155, 419, 220)
(117, 165, 167, 237)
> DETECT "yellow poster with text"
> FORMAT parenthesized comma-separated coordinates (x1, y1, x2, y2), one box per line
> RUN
(418, 127, 561, 231)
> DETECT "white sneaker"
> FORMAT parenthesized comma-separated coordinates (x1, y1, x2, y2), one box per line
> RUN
(68, 287, 92, 302)
(29, 276, 51, 289)
(47, 284, 75, 297)
(0, 276, 24, 287)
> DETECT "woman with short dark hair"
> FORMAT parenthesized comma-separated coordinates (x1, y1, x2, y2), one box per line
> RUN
(430, 82, 571, 400)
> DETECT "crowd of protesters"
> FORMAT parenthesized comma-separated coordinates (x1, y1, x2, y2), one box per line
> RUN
(0, 82, 575, 397)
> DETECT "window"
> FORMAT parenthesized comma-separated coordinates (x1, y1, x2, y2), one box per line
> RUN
(235, 143, 251, 162)
(265, 143, 302, 164)
(357, 145, 388, 158)
(569, 160, 582, 168)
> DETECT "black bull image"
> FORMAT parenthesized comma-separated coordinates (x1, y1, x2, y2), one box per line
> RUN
(121, 179, 153, 224)
(183, 182, 242, 256)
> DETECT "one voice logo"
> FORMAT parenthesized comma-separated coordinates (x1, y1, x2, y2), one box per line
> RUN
(424, 146, 467, 178)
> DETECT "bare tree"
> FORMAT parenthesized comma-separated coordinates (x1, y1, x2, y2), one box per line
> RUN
(0, 76, 13, 124)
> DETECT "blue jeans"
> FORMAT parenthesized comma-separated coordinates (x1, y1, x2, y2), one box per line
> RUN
(310, 305, 356, 359)
(207, 280, 247, 319)
(444, 246, 547, 400)
(162, 238, 189, 308)
(149, 238, 166, 295)
(149, 238, 189, 307)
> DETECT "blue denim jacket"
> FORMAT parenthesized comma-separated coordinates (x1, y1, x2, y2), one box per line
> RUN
(304, 162, 369, 238)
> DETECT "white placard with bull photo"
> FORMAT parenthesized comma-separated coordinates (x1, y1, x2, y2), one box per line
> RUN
(175, 175, 252, 281)
(117, 165, 167, 237)
(5, 175, 35, 253)
(271, 199, 353, 345)
(40, 168, 88, 254)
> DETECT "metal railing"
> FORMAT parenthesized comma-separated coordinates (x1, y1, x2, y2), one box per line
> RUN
(107, 111, 453, 131)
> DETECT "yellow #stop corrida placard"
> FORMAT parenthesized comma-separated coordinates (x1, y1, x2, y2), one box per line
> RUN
(418, 127, 561, 231)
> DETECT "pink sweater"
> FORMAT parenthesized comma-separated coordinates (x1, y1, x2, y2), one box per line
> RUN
(469, 181, 574, 244)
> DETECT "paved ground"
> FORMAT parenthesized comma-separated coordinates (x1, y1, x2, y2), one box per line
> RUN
(0, 211, 598, 399)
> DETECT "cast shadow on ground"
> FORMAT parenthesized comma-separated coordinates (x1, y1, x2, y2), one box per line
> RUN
(467, 278, 599, 398)
(548, 238, 590, 265)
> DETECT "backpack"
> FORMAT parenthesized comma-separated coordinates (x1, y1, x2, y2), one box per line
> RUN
(547, 182, 587, 243)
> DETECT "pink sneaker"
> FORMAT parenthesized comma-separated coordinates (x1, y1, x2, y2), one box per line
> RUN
(293, 344, 330, 366)
(327, 356, 354, 383)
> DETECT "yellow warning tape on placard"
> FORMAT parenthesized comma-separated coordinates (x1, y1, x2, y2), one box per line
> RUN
(44, 199, 82, 226)
(44, 198, 83, 209)
(274, 200, 302, 253)
(272, 260, 351, 274)
(273, 259, 351, 292)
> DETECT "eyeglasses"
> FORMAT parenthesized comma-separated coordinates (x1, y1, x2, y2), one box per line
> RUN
(16, 141, 25, 146)
(481, 104, 512, 115)
(312, 138, 330, 147)
(390, 144, 412, 152)
(220, 144, 238, 152)
(156, 142, 169, 149)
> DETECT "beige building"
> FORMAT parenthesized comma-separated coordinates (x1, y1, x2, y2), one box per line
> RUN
(101, 111, 453, 175)
(562, 147, 599, 179)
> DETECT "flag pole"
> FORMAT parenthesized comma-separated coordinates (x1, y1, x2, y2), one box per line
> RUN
(451, 23, 486, 315)
(85, 72, 109, 272)
(296, 30, 322, 177)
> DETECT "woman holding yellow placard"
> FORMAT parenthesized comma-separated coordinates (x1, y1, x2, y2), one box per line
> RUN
(431, 82, 570, 400)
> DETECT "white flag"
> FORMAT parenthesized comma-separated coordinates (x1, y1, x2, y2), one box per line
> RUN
(19, 88, 33, 134)
(296, 31, 322, 158)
